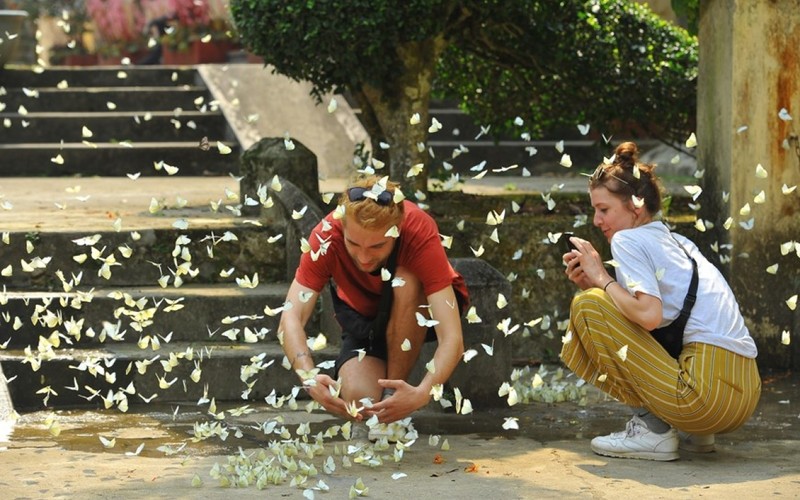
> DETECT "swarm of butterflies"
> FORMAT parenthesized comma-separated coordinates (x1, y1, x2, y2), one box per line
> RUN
(2, 32, 797, 495)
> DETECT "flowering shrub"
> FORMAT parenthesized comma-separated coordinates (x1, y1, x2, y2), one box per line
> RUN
(85, 0, 144, 45)
(161, 0, 235, 52)
(141, 0, 172, 21)
(169, 0, 209, 29)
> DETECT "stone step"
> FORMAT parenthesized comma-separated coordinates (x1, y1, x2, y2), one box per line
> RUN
(0, 66, 199, 88)
(0, 224, 287, 289)
(0, 283, 295, 348)
(0, 342, 339, 410)
(427, 140, 599, 176)
(0, 86, 214, 113)
(0, 142, 241, 176)
(0, 110, 231, 144)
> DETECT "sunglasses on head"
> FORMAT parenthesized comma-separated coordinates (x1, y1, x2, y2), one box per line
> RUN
(347, 187, 394, 206)
(587, 165, 631, 186)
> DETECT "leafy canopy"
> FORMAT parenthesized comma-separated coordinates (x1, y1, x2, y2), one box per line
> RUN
(232, 0, 698, 156)
(231, 0, 456, 102)
(437, 0, 698, 142)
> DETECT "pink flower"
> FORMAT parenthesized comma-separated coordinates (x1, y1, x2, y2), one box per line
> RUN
(86, 0, 146, 43)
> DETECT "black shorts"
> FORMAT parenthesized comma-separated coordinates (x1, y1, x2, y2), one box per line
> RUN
(332, 288, 468, 378)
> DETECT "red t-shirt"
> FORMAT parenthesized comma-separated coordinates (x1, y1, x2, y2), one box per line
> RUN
(294, 201, 468, 317)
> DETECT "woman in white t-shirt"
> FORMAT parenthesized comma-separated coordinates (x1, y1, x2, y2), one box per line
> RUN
(561, 141, 760, 462)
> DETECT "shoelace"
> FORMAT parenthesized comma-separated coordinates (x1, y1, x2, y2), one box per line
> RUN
(625, 419, 644, 437)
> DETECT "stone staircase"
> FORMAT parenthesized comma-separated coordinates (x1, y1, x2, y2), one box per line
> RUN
(0, 66, 238, 176)
(0, 66, 336, 410)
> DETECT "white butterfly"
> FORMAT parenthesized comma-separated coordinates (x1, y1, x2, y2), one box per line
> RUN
(415, 312, 438, 328)
(327, 98, 338, 113)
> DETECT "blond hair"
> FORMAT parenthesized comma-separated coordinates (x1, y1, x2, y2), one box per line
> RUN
(338, 175, 404, 230)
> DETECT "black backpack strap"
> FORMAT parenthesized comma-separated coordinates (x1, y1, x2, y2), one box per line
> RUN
(651, 227, 699, 358)
(369, 237, 401, 349)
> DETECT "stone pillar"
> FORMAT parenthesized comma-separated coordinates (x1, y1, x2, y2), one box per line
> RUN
(698, 0, 800, 368)
(410, 258, 512, 408)
(239, 137, 340, 343)
(0, 10, 29, 68)
(239, 137, 322, 220)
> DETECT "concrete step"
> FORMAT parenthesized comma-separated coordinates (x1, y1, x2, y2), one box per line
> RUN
(0, 142, 241, 176)
(0, 342, 339, 410)
(0, 66, 199, 88)
(0, 283, 292, 348)
(0, 224, 286, 289)
(0, 86, 212, 112)
(0, 111, 231, 144)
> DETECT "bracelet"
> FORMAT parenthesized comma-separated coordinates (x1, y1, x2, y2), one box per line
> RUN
(602, 279, 616, 292)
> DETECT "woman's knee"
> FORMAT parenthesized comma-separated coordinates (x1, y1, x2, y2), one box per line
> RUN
(570, 288, 611, 318)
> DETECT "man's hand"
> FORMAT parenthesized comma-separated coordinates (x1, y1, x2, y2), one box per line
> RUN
(305, 373, 362, 421)
(363, 379, 430, 423)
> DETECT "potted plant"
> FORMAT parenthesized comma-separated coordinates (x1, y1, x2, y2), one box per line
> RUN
(9, 0, 97, 66)
(160, 0, 237, 64)
(85, 0, 147, 64)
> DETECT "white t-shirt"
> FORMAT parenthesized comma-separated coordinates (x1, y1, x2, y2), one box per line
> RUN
(611, 221, 757, 358)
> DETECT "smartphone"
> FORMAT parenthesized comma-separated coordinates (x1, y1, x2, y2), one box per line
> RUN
(563, 232, 580, 269)
(563, 232, 578, 253)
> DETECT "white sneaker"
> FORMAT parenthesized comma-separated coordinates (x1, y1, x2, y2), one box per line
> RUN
(590, 415, 679, 461)
(678, 431, 715, 453)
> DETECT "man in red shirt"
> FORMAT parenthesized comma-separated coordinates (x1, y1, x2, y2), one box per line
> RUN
(279, 175, 469, 423)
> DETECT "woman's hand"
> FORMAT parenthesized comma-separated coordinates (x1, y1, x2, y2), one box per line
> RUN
(563, 237, 613, 290)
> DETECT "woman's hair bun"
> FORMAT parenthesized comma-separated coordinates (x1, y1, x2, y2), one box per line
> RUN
(614, 141, 639, 168)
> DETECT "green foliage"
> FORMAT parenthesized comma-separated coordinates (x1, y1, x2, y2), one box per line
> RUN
(671, 0, 699, 34)
(230, 0, 454, 102)
(436, 0, 698, 145)
(232, 0, 698, 159)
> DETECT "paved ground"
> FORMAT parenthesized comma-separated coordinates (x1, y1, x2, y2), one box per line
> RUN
(1, 371, 798, 499)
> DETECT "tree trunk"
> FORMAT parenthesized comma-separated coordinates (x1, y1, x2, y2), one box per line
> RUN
(357, 36, 448, 195)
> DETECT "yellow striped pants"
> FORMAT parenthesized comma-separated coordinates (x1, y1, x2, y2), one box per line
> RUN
(561, 288, 761, 434)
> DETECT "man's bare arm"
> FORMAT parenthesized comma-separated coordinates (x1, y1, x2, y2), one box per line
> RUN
(278, 279, 354, 419)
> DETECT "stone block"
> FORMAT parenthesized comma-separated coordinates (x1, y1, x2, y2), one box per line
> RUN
(239, 137, 321, 219)
(411, 258, 512, 408)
